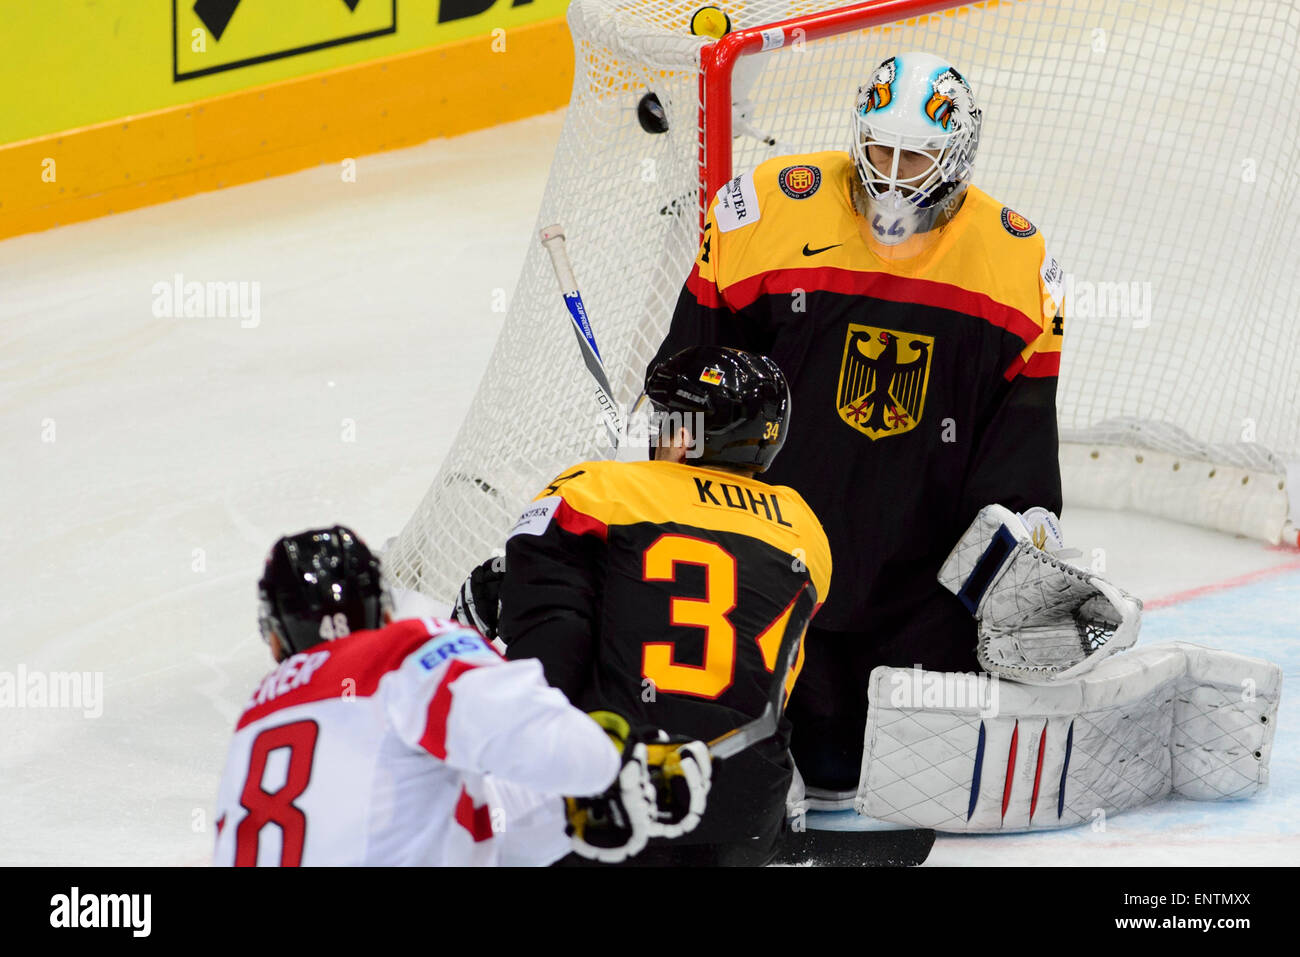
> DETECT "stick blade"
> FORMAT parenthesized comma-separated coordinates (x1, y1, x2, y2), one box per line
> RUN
(772, 827, 936, 867)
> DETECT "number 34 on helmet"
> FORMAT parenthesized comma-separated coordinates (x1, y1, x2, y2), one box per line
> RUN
(642, 345, 791, 473)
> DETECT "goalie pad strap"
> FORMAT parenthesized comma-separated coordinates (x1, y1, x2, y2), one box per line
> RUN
(955, 523, 1018, 614)
(855, 643, 1281, 832)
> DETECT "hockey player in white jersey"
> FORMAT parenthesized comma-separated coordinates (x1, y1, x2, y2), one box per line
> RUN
(213, 526, 711, 866)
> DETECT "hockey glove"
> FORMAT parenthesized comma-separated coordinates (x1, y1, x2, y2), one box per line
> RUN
(939, 504, 1142, 683)
(565, 711, 655, 863)
(644, 733, 711, 839)
(453, 555, 505, 641)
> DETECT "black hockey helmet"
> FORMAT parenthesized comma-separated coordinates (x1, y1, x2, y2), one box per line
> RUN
(643, 345, 790, 472)
(257, 526, 391, 656)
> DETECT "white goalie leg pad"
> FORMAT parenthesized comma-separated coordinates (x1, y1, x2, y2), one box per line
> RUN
(854, 643, 1280, 832)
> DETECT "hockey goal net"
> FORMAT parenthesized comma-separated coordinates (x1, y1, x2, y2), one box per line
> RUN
(387, 0, 1300, 602)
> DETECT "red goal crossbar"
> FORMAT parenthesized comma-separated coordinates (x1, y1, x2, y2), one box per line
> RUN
(697, 0, 963, 233)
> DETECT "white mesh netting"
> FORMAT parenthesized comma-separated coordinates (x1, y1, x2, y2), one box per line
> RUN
(388, 0, 1300, 601)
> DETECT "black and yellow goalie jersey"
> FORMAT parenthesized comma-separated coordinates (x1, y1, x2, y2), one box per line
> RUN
(650, 151, 1064, 643)
(499, 458, 831, 846)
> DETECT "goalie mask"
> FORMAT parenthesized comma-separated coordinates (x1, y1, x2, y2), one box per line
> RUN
(257, 525, 392, 657)
(852, 52, 981, 250)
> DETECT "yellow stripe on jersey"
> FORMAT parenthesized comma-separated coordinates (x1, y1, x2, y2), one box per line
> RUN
(534, 459, 832, 607)
(699, 151, 1060, 352)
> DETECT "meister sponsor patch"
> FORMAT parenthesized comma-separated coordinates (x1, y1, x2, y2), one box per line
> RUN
(715, 172, 761, 232)
(508, 495, 562, 538)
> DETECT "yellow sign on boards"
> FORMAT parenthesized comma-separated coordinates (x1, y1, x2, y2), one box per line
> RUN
(174, 0, 398, 80)
(3, 1, 569, 145)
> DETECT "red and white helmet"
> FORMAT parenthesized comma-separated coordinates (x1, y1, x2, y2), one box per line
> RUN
(852, 52, 982, 245)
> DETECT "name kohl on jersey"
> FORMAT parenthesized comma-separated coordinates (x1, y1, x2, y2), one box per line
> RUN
(509, 478, 796, 539)
(692, 477, 794, 528)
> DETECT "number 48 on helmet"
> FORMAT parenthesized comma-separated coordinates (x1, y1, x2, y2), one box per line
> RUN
(257, 525, 393, 658)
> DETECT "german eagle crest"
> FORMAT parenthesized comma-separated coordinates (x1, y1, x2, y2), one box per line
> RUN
(835, 324, 933, 439)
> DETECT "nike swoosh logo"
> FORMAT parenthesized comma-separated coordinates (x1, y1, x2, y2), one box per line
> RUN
(802, 243, 841, 256)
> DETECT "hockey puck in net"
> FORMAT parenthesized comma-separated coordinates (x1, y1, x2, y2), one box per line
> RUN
(637, 92, 669, 134)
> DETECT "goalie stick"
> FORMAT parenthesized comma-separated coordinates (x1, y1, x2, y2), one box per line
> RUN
(540, 224, 624, 451)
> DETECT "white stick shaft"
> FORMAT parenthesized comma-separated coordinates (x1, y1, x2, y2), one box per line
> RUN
(539, 224, 578, 294)
(539, 223, 623, 452)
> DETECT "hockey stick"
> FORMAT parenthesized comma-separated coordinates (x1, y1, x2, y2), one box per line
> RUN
(539, 224, 624, 451)
(705, 583, 816, 760)
(771, 825, 936, 867)
(689, 583, 936, 865)
(701, 584, 936, 864)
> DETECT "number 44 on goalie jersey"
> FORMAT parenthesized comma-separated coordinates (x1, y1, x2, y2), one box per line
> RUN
(499, 459, 832, 844)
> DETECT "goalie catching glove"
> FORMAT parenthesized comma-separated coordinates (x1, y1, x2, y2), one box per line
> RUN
(939, 504, 1142, 683)
(565, 711, 712, 861)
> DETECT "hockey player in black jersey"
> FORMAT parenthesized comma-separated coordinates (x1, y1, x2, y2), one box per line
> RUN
(462, 346, 832, 865)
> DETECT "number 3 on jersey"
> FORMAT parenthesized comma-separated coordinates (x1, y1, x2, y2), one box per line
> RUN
(642, 535, 737, 698)
(641, 534, 805, 700)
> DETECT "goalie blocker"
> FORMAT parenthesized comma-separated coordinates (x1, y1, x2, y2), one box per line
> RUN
(845, 505, 1282, 831)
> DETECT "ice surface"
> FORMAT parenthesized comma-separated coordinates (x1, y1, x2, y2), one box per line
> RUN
(1, 112, 1294, 865)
